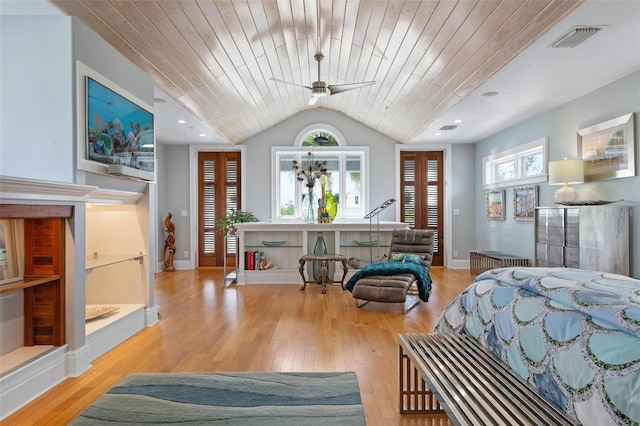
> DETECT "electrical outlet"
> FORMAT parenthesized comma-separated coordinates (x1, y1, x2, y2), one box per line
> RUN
(183, 251, 189, 258)
(453, 250, 458, 257)
(181, 210, 188, 217)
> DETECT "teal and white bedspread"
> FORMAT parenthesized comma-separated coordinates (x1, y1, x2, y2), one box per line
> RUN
(435, 267, 640, 425)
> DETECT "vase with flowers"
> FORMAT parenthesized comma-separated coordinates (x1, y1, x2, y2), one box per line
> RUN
(293, 152, 327, 224)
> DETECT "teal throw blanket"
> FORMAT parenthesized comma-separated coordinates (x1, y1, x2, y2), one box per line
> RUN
(345, 262, 432, 301)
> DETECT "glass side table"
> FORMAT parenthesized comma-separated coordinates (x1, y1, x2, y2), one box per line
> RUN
(223, 234, 239, 286)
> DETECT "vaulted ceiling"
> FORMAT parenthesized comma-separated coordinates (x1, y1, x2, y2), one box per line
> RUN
(47, 0, 586, 145)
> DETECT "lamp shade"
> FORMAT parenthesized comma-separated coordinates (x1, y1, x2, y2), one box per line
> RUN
(548, 158, 584, 185)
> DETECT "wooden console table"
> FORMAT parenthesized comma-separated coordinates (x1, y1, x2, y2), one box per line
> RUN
(470, 250, 529, 275)
(298, 254, 348, 294)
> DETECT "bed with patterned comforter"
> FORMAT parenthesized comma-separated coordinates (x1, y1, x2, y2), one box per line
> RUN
(435, 267, 640, 425)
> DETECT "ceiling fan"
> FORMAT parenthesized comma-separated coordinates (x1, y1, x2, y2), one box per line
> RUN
(269, 1, 375, 106)
(270, 53, 376, 106)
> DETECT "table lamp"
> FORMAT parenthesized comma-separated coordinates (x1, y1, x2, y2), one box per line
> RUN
(548, 158, 584, 203)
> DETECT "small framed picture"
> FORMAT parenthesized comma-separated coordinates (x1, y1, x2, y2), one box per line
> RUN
(486, 190, 505, 220)
(513, 186, 537, 222)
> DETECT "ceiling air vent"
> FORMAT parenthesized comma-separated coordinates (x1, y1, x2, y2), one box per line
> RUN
(549, 26, 603, 48)
(439, 125, 458, 131)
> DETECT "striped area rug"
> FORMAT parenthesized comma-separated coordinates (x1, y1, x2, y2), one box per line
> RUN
(72, 371, 365, 425)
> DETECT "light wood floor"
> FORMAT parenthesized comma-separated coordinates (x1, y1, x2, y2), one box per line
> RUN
(5, 266, 473, 425)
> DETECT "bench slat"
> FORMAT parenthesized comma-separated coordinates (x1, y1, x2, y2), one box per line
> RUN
(406, 334, 515, 426)
(399, 333, 577, 426)
(437, 334, 571, 425)
(419, 334, 525, 425)
(439, 334, 572, 425)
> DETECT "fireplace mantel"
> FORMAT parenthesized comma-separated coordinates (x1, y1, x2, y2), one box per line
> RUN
(0, 175, 143, 204)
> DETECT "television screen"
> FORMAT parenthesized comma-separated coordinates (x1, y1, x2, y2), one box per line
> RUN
(86, 76, 154, 174)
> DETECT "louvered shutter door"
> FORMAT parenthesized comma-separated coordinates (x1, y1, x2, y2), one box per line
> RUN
(198, 152, 241, 267)
(400, 151, 443, 266)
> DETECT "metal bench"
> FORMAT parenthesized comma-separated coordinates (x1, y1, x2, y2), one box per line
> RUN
(398, 333, 577, 425)
(469, 250, 530, 275)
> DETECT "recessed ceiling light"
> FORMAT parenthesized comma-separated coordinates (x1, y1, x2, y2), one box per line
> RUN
(482, 91, 499, 97)
(198, 133, 206, 137)
(435, 132, 442, 136)
(177, 119, 186, 124)
(454, 119, 462, 123)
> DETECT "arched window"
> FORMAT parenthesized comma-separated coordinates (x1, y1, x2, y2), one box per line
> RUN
(272, 148, 367, 221)
(271, 125, 368, 222)
(300, 131, 339, 146)
(294, 124, 346, 147)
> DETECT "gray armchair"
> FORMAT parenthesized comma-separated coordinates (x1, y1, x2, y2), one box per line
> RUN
(350, 229, 434, 312)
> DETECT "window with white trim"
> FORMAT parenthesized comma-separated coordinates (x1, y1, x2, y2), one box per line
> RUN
(273, 147, 368, 220)
(483, 137, 548, 189)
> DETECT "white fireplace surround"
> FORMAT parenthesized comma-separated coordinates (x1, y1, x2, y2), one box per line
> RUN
(0, 175, 158, 420)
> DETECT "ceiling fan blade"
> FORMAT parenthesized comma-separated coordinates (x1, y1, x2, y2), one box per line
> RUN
(270, 77, 312, 91)
(328, 81, 376, 95)
(308, 95, 319, 106)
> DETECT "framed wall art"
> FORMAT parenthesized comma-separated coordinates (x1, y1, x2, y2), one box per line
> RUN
(513, 186, 537, 221)
(578, 113, 635, 181)
(486, 190, 505, 220)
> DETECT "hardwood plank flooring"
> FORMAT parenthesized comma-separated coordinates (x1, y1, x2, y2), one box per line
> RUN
(4, 266, 473, 425)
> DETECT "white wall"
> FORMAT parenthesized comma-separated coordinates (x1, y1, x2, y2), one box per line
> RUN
(474, 71, 640, 276)
(0, 15, 74, 182)
(160, 144, 190, 269)
(450, 144, 476, 261)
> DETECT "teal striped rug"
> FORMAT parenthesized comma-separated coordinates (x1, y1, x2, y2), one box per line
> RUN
(72, 371, 365, 425)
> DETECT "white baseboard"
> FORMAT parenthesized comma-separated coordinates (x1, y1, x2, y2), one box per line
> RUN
(85, 306, 145, 362)
(66, 345, 92, 378)
(446, 259, 470, 270)
(0, 346, 68, 420)
(156, 260, 191, 272)
(146, 304, 160, 326)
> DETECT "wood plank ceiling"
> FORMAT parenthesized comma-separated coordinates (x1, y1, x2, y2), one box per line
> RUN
(49, 0, 582, 144)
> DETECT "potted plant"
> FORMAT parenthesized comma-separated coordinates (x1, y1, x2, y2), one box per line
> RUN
(216, 209, 259, 235)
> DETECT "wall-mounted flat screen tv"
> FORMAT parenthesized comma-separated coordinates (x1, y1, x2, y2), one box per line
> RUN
(86, 76, 155, 180)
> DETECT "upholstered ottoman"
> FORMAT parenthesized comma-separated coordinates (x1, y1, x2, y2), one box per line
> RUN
(351, 273, 416, 303)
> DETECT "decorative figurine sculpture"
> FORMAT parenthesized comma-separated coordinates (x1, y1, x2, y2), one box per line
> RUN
(163, 212, 176, 272)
